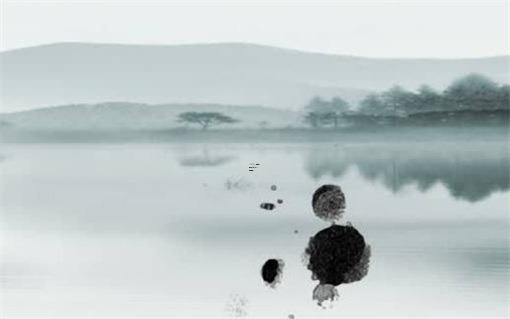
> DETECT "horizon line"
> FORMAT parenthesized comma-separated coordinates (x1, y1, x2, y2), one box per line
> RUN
(1, 41, 509, 60)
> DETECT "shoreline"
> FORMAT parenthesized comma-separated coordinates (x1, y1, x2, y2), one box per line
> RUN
(1, 126, 508, 144)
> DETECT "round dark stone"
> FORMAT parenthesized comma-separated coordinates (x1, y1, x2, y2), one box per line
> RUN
(305, 225, 365, 286)
(311, 184, 345, 222)
(261, 259, 280, 284)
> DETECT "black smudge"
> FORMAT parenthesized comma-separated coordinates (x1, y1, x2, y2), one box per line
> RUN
(260, 202, 276, 210)
(305, 224, 365, 286)
(311, 184, 345, 222)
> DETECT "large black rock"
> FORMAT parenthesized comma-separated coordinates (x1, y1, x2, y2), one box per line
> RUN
(305, 225, 365, 286)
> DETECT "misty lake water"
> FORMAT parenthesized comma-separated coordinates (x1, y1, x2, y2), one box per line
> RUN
(1, 141, 509, 318)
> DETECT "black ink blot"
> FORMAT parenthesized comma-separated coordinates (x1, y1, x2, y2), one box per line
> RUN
(305, 224, 365, 286)
(261, 259, 279, 283)
(261, 259, 284, 287)
(271, 185, 277, 191)
(260, 202, 275, 210)
(277, 199, 283, 204)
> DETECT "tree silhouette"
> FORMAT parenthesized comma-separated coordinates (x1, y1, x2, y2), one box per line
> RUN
(444, 73, 500, 110)
(304, 112, 323, 128)
(359, 93, 385, 115)
(304, 96, 350, 128)
(177, 112, 239, 130)
(415, 85, 444, 113)
(357, 73, 508, 116)
(498, 85, 510, 109)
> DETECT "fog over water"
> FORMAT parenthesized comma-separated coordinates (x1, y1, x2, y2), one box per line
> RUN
(0, 140, 508, 318)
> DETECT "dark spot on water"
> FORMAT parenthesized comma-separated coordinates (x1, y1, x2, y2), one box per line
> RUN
(255, 183, 370, 307)
(312, 184, 345, 222)
(261, 259, 279, 283)
(261, 258, 284, 287)
(305, 224, 365, 286)
(260, 202, 275, 210)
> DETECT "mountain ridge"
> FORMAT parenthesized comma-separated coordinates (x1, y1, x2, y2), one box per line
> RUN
(3, 42, 509, 60)
(1, 42, 508, 112)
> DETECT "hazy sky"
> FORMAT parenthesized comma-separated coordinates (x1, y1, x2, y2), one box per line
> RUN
(1, 0, 509, 58)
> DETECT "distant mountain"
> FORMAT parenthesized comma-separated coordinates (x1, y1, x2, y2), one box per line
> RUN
(0, 102, 300, 130)
(1, 42, 509, 112)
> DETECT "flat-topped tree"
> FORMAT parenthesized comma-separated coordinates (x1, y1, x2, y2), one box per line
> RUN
(177, 112, 240, 130)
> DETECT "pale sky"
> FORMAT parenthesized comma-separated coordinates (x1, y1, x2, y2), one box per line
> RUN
(1, 0, 509, 58)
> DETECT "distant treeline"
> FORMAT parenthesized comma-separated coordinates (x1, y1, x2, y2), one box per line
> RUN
(1, 73, 508, 134)
(304, 73, 510, 128)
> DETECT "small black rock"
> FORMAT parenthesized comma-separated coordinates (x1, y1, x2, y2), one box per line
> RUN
(260, 202, 275, 210)
(261, 259, 283, 285)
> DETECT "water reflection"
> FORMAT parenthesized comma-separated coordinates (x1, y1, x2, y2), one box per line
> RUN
(1, 144, 507, 317)
(178, 148, 236, 167)
(305, 144, 510, 202)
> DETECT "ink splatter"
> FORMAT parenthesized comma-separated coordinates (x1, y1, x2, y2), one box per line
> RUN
(305, 225, 366, 286)
(261, 258, 284, 288)
(256, 183, 370, 308)
(288, 315, 295, 319)
(225, 294, 248, 317)
(260, 202, 275, 210)
(225, 178, 252, 191)
(312, 184, 345, 222)
(312, 283, 339, 307)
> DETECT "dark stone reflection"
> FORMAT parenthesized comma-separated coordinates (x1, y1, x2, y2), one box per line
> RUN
(305, 144, 509, 202)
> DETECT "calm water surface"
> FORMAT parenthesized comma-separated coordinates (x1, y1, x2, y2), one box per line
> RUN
(1, 142, 509, 318)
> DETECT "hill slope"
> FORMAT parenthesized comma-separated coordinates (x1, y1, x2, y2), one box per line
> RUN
(0, 102, 301, 130)
(1, 42, 508, 112)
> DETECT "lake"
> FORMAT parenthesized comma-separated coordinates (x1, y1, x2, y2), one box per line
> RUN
(1, 141, 509, 318)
